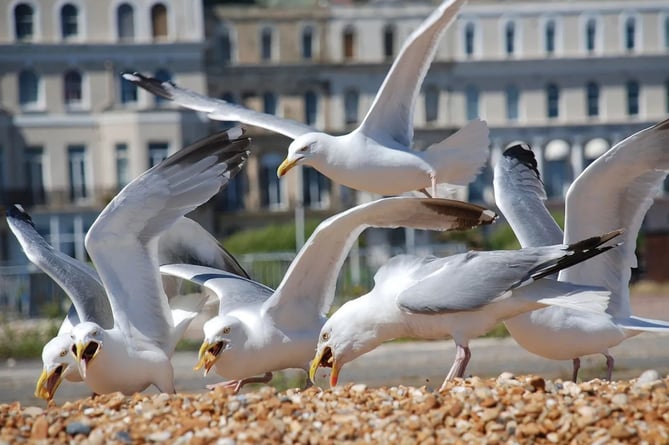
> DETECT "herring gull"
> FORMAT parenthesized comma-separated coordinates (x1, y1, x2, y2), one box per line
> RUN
(310, 232, 620, 390)
(67, 127, 250, 395)
(122, 0, 488, 197)
(496, 119, 669, 380)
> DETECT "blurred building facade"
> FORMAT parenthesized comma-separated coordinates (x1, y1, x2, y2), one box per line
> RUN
(0, 0, 668, 278)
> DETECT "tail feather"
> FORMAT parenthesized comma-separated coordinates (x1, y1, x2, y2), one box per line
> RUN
(423, 119, 490, 187)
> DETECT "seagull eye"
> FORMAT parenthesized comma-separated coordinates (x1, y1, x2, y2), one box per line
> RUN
(321, 332, 329, 341)
(298, 146, 309, 152)
(223, 327, 231, 334)
(92, 330, 98, 337)
(60, 351, 67, 357)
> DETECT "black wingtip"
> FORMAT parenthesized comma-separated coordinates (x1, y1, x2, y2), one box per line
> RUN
(503, 143, 541, 181)
(6, 204, 35, 227)
(121, 72, 174, 101)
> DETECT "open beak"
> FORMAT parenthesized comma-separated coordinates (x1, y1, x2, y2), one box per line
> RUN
(193, 341, 223, 376)
(75, 341, 100, 379)
(34, 365, 66, 401)
(309, 346, 340, 387)
(276, 157, 303, 178)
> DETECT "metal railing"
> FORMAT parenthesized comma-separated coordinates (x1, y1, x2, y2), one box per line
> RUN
(0, 242, 467, 319)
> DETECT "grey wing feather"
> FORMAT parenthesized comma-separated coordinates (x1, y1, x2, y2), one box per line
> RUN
(160, 264, 273, 315)
(6, 205, 113, 329)
(122, 72, 312, 140)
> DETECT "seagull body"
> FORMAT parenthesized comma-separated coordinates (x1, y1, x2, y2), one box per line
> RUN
(123, 0, 490, 197)
(496, 119, 669, 380)
(310, 233, 620, 391)
(160, 197, 497, 392)
(65, 127, 251, 396)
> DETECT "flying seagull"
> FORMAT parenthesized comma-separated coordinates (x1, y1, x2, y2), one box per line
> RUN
(66, 127, 251, 395)
(160, 196, 497, 393)
(310, 231, 620, 390)
(122, 0, 489, 197)
(496, 119, 669, 380)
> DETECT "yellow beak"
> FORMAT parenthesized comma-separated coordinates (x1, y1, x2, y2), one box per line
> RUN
(309, 348, 340, 387)
(276, 157, 300, 178)
(34, 367, 65, 401)
(193, 341, 218, 376)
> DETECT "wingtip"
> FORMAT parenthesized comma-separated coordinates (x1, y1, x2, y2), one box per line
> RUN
(481, 209, 498, 223)
(502, 143, 541, 180)
(6, 204, 35, 227)
(122, 71, 174, 101)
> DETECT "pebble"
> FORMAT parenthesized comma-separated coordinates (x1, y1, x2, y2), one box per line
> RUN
(1, 376, 669, 443)
(635, 369, 660, 386)
(65, 421, 92, 436)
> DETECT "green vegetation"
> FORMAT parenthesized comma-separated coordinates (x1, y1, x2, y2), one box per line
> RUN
(0, 321, 60, 360)
(224, 219, 323, 254)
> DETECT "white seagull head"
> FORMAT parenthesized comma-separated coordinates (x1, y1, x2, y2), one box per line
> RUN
(309, 299, 379, 387)
(35, 334, 78, 401)
(70, 321, 104, 379)
(194, 315, 245, 376)
(278, 132, 331, 177)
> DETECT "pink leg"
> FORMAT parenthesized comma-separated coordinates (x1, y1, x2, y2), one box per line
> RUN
(572, 357, 580, 382)
(431, 174, 437, 198)
(440, 344, 469, 391)
(206, 372, 273, 394)
(455, 346, 471, 378)
(604, 353, 614, 381)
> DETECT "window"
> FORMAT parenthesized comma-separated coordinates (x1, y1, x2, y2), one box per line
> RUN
(154, 69, 171, 106)
(424, 85, 439, 123)
(304, 91, 318, 125)
(343, 26, 355, 60)
(115, 143, 129, 189)
(465, 85, 479, 121)
(383, 24, 395, 59)
(148, 142, 168, 168)
(505, 21, 515, 56)
(464, 22, 476, 57)
(14, 3, 34, 41)
(543, 140, 572, 198)
(263, 92, 277, 115)
(665, 16, 669, 49)
(666, 79, 669, 114)
(25, 147, 45, 205)
(120, 69, 137, 104)
(303, 168, 330, 209)
(68, 145, 88, 202)
(261, 26, 273, 61)
(60, 4, 78, 39)
(18, 69, 39, 107)
(117, 3, 134, 41)
(506, 85, 519, 121)
(220, 172, 245, 211)
(545, 20, 555, 55)
(219, 27, 232, 64)
(624, 16, 636, 51)
(344, 89, 359, 125)
(584, 138, 609, 167)
(585, 18, 597, 53)
(546, 83, 559, 118)
(151, 3, 168, 40)
(0, 146, 4, 201)
(63, 70, 82, 107)
(586, 82, 599, 117)
(302, 26, 314, 60)
(626, 80, 639, 116)
(260, 154, 285, 210)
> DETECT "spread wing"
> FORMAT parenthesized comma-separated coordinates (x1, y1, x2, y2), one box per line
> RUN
(358, 0, 466, 147)
(6, 205, 113, 329)
(85, 128, 250, 352)
(122, 72, 313, 140)
(493, 144, 564, 248)
(160, 264, 273, 316)
(559, 119, 669, 318)
(263, 196, 496, 329)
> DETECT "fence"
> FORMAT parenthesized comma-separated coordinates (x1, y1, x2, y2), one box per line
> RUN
(0, 242, 468, 319)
